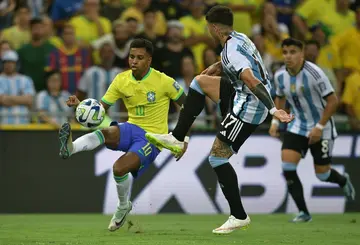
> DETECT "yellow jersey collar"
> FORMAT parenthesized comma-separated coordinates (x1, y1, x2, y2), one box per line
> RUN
(131, 68, 152, 82)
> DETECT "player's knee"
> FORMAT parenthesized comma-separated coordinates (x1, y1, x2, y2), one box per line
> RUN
(102, 126, 119, 145)
(315, 164, 331, 181)
(282, 162, 298, 182)
(189, 75, 205, 95)
(208, 155, 229, 168)
(113, 162, 127, 177)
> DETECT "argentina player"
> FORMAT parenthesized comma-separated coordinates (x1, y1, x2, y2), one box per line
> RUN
(270, 38, 355, 223)
(146, 6, 293, 234)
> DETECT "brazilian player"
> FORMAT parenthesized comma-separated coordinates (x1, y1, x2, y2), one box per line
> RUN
(58, 39, 186, 231)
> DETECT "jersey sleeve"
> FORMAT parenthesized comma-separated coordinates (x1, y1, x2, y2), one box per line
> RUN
(101, 75, 123, 106)
(23, 77, 35, 95)
(342, 75, 356, 105)
(296, 0, 316, 20)
(0, 79, 5, 95)
(35, 91, 46, 111)
(313, 69, 334, 98)
(227, 51, 252, 79)
(163, 75, 184, 101)
(274, 71, 285, 97)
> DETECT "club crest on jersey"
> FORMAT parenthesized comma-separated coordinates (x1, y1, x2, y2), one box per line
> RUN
(173, 81, 180, 91)
(147, 91, 156, 103)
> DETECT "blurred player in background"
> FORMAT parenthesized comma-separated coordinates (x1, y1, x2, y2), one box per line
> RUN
(269, 38, 356, 223)
(58, 38, 186, 231)
(146, 6, 293, 234)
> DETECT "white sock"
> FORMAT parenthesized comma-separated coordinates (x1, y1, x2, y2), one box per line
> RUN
(114, 174, 131, 209)
(72, 130, 105, 154)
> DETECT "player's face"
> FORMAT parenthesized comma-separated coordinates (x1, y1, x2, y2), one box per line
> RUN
(128, 48, 152, 75)
(207, 23, 219, 42)
(282, 45, 304, 69)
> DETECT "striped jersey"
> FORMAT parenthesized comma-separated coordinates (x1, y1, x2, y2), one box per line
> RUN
(78, 66, 122, 116)
(221, 31, 272, 125)
(274, 61, 337, 139)
(36, 90, 73, 125)
(0, 74, 35, 124)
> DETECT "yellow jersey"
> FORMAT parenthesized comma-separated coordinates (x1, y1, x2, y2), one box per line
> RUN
(101, 68, 184, 134)
(317, 43, 341, 70)
(342, 72, 360, 120)
(1, 26, 30, 50)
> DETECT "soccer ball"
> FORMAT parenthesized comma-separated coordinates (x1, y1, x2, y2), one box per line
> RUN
(75, 98, 105, 128)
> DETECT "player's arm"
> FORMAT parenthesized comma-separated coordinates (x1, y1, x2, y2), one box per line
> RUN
(0, 78, 34, 107)
(201, 61, 222, 76)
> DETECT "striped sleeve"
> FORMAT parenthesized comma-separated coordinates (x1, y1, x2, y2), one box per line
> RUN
(36, 91, 47, 110)
(274, 70, 285, 97)
(23, 76, 35, 95)
(306, 63, 334, 98)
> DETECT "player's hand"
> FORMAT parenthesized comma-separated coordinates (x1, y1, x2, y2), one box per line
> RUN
(269, 123, 280, 138)
(66, 95, 80, 107)
(273, 109, 294, 123)
(201, 62, 221, 76)
(175, 142, 188, 161)
(308, 127, 322, 144)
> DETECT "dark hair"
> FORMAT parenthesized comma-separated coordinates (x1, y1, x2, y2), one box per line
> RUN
(30, 17, 43, 27)
(126, 17, 138, 23)
(144, 7, 157, 15)
(0, 40, 11, 47)
(305, 40, 320, 50)
(130, 38, 154, 56)
(45, 70, 60, 81)
(206, 5, 233, 27)
(281, 38, 304, 50)
(16, 5, 30, 12)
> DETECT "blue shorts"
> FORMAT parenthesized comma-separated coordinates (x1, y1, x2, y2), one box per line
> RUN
(107, 122, 160, 178)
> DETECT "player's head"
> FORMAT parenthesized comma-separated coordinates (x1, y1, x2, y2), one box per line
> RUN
(129, 38, 153, 76)
(305, 40, 320, 63)
(205, 5, 233, 43)
(281, 38, 304, 70)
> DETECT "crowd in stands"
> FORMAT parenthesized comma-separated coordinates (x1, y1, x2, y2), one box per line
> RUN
(0, 0, 359, 131)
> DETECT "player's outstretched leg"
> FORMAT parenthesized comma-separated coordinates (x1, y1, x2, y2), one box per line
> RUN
(210, 138, 250, 234)
(314, 165, 355, 201)
(146, 75, 221, 155)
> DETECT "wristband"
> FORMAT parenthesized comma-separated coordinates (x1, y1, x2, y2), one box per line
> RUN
(184, 136, 190, 143)
(269, 107, 277, 115)
(315, 123, 324, 130)
(271, 119, 280, 126)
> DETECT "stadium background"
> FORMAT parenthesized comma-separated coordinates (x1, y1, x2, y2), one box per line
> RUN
(1, 0, 360, 215)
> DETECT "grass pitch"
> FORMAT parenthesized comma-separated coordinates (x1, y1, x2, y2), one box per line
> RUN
(0, 214, 359, 245)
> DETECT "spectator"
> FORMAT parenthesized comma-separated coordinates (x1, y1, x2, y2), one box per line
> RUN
(342, 70, 360, 131)
(120, 0, 167, 36)
(293, 0, 355, 40)
(135, 7, 165, 49)
(305, 40, 338, 93)
(18, 0, 46, 17)
(42, 15, 63, 48)
(100, 0, 125, 22)
(51, 0, 83, 30)
(180, 0, 215, 72)
(309, 23, 342, 93)
(35, 70, 72, 128)
(17, 17, 55, 92)
(153, 20, 193, 78)
(92, 20, 132, 69)
(0, 40, 11, 72)
(202, 47, 218, 70)
(70, 0, 111, 46)
(77, 42, 122, 119)
(332, 5, 360, 77)
(271, 0, 299, 33)
(0, 0, 15, 30)
(217, 0, 256, 36)
(150, 0, 184, 20)
(46, 24, 91, 94)
(252, 2, 289, 61)
(0, 50, 35, 124)
(126, 17, 139, 38)
(1, 5, 31, 50)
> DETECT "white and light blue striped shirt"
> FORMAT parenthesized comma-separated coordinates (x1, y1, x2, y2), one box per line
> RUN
(78, 66, 122, 117)
(221, 31, 272, 125)
(274, 61, 337, 139)
(0, 74, 35, 124)
(36, 90, 72, 125)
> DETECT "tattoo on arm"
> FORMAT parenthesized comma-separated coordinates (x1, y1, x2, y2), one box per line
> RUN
(210, 137, 233, 159)
(250, 83, 276, 110)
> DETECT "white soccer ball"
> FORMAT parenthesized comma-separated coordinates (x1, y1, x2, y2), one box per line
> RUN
(75, 98, 105, 128)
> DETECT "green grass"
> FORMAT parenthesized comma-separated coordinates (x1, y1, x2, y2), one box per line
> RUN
(0, 214, 359, 245)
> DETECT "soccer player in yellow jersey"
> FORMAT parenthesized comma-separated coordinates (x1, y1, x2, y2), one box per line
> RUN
(58, 39, 186, 231)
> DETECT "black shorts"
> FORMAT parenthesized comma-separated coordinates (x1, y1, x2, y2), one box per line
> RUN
(217, 79, 258, 153)
(219, 76, 235, 118)
(282, 132, 334, 165)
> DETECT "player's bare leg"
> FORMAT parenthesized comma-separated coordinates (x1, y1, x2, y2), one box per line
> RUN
(281, 149, 312, 223)
(108, 152, 141, 232)
(146, 75, 221, 155)
(58, 123, 117, 159)
(210, 137, 250, 234)
(314, 164, 355, 201)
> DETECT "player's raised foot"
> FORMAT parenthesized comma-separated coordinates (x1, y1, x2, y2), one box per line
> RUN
(58, 122, 74, 159)
(108, 201, 133, 232)
(290, 211, 312, 223)
(212, 215, 251, 235)
(343, 172, 355, 201)
(145, 133, 183, 155)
